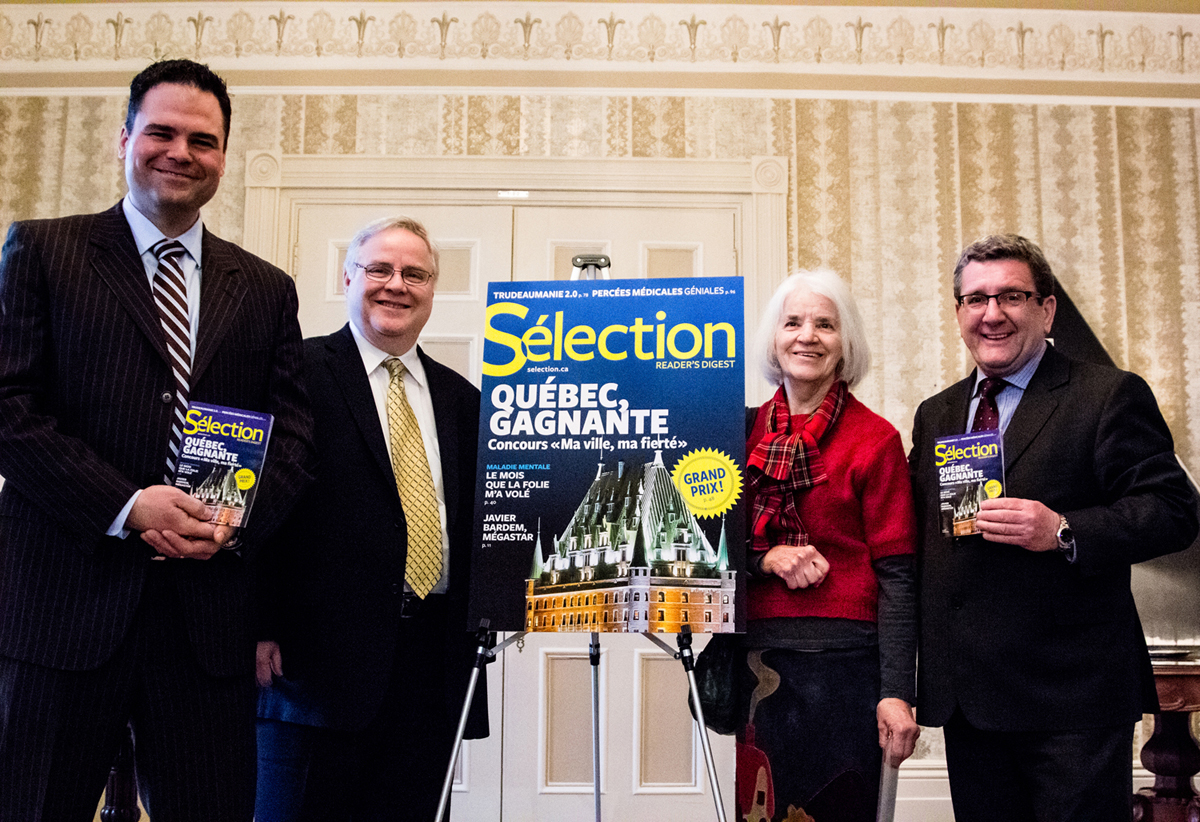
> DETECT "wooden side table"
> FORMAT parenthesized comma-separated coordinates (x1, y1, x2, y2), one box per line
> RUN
(1133, 660, 1200, 822)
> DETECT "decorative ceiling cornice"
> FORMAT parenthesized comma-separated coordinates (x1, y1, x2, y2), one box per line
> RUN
(0, 3, 1197, 96)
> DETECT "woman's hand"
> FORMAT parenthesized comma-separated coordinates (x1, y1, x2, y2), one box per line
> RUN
(761, 543, 829, 589)
(876, 697, 920, 766)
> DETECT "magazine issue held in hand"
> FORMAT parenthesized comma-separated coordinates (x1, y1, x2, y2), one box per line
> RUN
(934, 430, 1004, 538)
(172, 401, 274, 528)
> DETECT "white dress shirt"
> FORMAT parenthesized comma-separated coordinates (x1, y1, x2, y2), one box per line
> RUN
(965, 339, 1048, 435)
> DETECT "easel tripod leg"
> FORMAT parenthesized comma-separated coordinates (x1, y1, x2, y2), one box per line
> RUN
(591, 631, 602, 822)
(677, 628, 728, 822)
(435, 621, 495, 822)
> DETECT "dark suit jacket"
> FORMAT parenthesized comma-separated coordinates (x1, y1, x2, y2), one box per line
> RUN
(256, 325, 487, 737)
(911, 345, 1198, 732)
(0, 203, 313, 677)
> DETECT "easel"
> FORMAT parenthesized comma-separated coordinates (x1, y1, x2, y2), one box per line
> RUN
(642, 626, 730, 822)
(436, 253, 729, 822)
(435, 623, 729, 822)
(570, 253, 611, 281)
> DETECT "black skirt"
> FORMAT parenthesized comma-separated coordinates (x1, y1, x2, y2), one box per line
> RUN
(735, 645, 882, 822)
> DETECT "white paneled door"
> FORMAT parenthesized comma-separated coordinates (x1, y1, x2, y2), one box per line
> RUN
(512, 205, 737, 282)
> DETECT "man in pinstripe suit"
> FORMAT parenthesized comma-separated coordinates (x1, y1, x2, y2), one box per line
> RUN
(0, 60, 312, 821)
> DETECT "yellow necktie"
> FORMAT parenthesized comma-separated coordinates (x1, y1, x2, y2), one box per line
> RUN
(384, 358, 442, 598)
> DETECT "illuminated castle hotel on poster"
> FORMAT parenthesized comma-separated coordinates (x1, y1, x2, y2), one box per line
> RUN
(186, 466, 248, 527)
(526, 451, 736, 634)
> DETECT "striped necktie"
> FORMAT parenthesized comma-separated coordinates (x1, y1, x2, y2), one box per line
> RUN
(150, 239, 192, 483)
(383, 358, 443, 598)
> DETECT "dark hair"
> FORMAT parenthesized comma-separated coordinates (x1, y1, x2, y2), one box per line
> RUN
(126, 60, 231, 146)
(953, 234, 1055, 299)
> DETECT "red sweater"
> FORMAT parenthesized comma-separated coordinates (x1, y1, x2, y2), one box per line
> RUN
(747, 392, 917, 624)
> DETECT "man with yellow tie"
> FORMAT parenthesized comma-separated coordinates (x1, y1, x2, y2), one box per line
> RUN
(254, 216, 488, 822)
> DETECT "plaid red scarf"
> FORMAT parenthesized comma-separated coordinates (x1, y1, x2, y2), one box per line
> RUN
(747, 380, 848, 552)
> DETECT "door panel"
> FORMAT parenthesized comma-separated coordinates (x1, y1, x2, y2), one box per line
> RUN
(500, 632, 735, 821)
(513, 207, 737, 281)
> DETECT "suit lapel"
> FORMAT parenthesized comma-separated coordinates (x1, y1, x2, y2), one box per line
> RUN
(942, 348, 1067, 471)
(88, 204, 168, 364)
(1002, 346, 1067, 471)
(326, 325, 395, 484)
(192, 231, 248, 384)
(933, 375, 974, 441)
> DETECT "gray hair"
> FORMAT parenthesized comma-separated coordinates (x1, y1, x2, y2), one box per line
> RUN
(953, 234, 1054, 299)
(344, 215, 440, 280)
(753, 268, 870, 389)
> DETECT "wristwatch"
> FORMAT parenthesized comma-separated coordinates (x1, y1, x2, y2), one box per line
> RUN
(1055, 514, 1076, 560)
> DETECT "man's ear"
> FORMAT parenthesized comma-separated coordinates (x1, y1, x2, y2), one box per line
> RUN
(1041, 294, 1057, 335)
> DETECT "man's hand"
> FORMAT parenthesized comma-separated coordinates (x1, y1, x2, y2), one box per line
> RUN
(127, 485, 230, 559)
(256, 641, 283, 688)
(877, 698, 920, 766)
(975, 497, 1060, 552)
(127, 485, 214, 535)
(761, 543, 829, 589)
(141, 524, 237, 560)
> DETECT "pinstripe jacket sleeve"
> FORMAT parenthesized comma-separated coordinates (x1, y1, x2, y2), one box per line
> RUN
(0, 204, 313, 674)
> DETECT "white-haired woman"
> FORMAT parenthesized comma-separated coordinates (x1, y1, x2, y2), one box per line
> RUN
(736, 269, 919, 822)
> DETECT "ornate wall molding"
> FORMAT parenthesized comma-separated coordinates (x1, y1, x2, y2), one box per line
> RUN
(0, 3, 1197, 93)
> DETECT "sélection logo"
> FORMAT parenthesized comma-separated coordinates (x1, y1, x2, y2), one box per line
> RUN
(483, 302, 736, 377)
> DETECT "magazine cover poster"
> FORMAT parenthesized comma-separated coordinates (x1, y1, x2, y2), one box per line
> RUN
(470, 277, 746, 634)
(172, 402, 274, 528)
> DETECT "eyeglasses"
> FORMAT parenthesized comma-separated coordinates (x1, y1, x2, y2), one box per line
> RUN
(956, 290, 1041, 311)
(353, 262, 434, 287)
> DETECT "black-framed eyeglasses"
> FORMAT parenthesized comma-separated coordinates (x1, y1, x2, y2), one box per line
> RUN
(353, 262, 434, 287)
(956, 290, 1041, 311)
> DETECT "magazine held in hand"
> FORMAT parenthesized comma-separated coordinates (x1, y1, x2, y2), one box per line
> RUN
(469, 277, 747, 634)
(935, 430, 1004, 537)
(173, 402, 273, 527)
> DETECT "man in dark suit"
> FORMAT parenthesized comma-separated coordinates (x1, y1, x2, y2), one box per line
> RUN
(255, 215, 488, 822)
(910, 234, 1198, 822)
(0, 60, 312, 821)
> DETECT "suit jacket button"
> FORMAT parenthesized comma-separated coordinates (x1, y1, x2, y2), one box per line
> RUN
(391, 583, 401, 595)
(161, 392, 173, 404)
(950, 596, 964, 610)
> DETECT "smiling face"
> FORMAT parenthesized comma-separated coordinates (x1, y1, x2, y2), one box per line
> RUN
(344, 227, 436, 356)
(773, 287, 844, 403)
(118, 82, 226, 237)
(956, 257, 1056, 378)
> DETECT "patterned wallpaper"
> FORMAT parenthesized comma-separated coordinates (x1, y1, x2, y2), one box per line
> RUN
(0, 3, 1198, 470)
(3, 91, 1198, 478)
(0, 3, 1198, 83)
